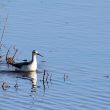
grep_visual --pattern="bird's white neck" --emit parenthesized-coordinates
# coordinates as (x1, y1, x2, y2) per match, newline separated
(32, 54, 37, 63)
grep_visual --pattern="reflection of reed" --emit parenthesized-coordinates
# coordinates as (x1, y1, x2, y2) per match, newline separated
(2, 81, 10, 91)
(14, 79, 19, 91)
(64, 73, 69, 82)
(41, 70, 52, 93)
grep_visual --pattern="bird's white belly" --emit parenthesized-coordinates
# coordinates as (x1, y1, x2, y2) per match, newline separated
(15, 62, 37, 72)
(23, 63, 37, 72)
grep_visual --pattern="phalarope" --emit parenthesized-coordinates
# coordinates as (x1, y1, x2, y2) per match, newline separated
(9, 50, 43, 72)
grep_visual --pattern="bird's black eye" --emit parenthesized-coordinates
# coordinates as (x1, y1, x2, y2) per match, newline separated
(33, 50, 35, 53)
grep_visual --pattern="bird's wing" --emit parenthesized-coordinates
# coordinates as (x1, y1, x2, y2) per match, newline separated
(10, 62, 30, 68)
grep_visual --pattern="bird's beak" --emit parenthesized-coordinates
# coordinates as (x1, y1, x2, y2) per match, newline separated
(37, 53, 43, 57)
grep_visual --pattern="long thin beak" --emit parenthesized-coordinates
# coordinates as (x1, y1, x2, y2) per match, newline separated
(37, 53, 43, 57)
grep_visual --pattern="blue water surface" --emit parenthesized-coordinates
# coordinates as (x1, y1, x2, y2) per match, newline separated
(0, 0, 110, 110)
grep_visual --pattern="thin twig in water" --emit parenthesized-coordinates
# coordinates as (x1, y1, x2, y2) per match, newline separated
(43, 70, 46, 82)
(12, 48, 18, 61)
(0, 16, 8, 49)
(46, 72, 49, 82)
(50, 73, 52, 81)
(6, 47, 16, 64)
(6, 47, 11, 63)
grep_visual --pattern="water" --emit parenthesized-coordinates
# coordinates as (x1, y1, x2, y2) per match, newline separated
(0, 0, 110, 110)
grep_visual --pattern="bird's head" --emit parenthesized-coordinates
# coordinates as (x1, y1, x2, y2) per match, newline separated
(32, 50, 43, 57)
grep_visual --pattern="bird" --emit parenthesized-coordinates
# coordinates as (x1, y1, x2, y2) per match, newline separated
(9, 50, 43, 72)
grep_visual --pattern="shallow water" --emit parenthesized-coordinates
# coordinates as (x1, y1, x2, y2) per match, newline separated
(0, 0, 110, 110)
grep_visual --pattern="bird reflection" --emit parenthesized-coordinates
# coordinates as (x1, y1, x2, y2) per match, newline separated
(28, 71, 37, 92)
(0, 70, 38, 93)
(19, 71, 37, 92)
(0, 69, 53, 94)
